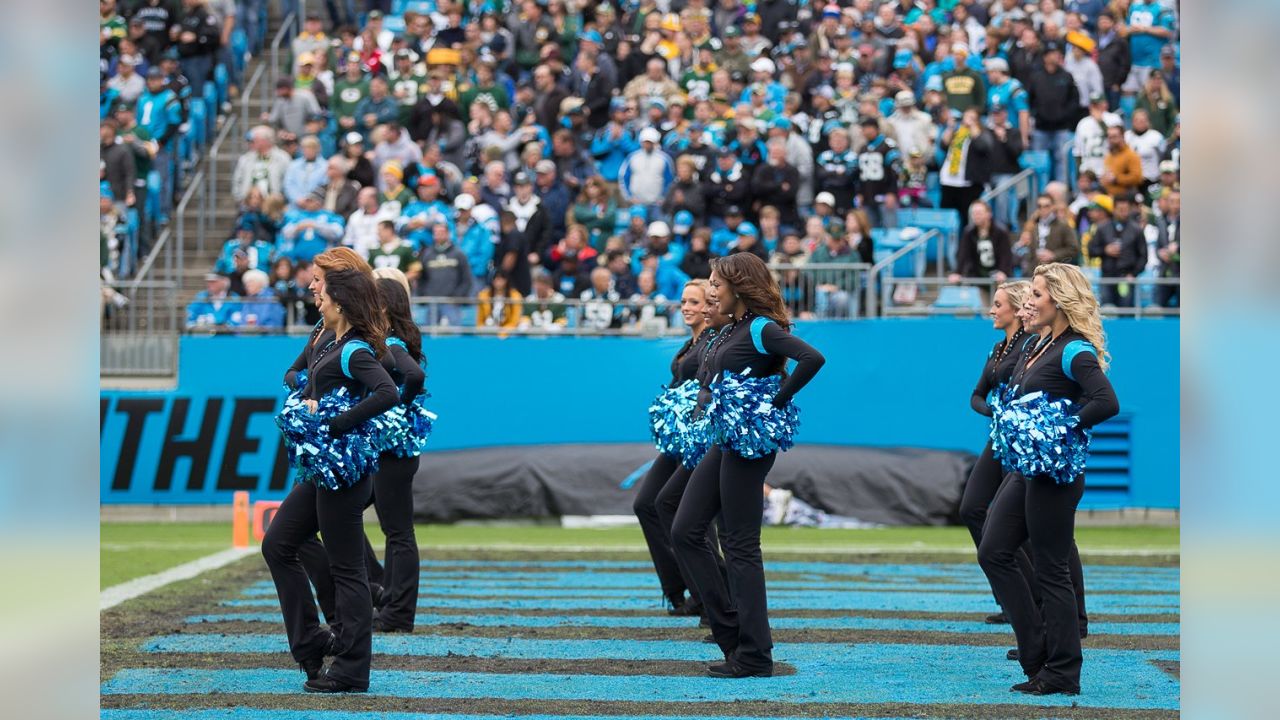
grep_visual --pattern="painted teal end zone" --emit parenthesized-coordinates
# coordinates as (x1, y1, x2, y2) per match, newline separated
(102, 641, 1180, 709)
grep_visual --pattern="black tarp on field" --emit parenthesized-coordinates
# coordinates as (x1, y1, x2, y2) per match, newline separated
(411, 444, 976, 526)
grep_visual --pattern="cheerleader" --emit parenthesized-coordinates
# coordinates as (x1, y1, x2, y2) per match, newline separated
(633, 279, 715, 613)
(262, 262, 398, 693)
(978, 263, 1119, 696)
(366, 270, 428, 631)
(959, 281, 1038, 623)
(671, 253, 825, 678)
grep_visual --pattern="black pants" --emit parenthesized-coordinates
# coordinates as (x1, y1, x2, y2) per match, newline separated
(672, 446, 776, 673)
(368, 454, 421, 629)
(262, 476, 373, 689)
(634, 453, 687, 602)
(978, 472, 1086, 690)
(940, 183, 984, 223)
(301, 455, 421, 630)
(960, 444, 1041, 608)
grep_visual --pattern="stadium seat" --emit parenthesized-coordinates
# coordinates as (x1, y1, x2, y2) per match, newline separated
(231, 29, 248, 75)
(202, 82, 219, 135)
(932, 285, 985, 313)
(925, 171, 941, 208)
(214, 63, 229, 108)
(184, 98, 207, 155)
(896, 207, 960, 268)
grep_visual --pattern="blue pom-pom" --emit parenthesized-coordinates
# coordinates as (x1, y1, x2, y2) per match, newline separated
(702, 372, 801, 460)
(380, 394, 438, 458)
(283, 369, 309, 395)
(275, 386, 387, 490)
(648, 380, 700, 461)
(992, 390, 1092, 485)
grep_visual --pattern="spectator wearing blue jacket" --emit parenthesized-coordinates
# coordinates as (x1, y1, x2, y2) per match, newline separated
(984, 57, 1031, 147)
(278, 192, 345, 262)
(282, 136, 328, 206)
(187, 273, 240, 327)
(216, 218, 274, 275)
(229, 269, 286, 329)
(590, 98, 639, 183)
(1124, 2, 1177, 92)
(398, 174, 455, 250)
(737, 57, 787, 114)
(619, 127, 674, 217)
(453, 193, 497, 290)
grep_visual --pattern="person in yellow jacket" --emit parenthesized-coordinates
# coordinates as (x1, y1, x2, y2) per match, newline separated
(477, 270, 524, 329)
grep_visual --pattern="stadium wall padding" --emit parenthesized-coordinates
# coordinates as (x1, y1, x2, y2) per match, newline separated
(100, 319, 1180, 510)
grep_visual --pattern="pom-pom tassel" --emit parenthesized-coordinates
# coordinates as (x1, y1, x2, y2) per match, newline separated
(648, 380, 701, 461)
(703, 373, 801, 460)
(993, 390, 1092, 485)
(276, 386, 388, 490)
(381, 394, 438, 458)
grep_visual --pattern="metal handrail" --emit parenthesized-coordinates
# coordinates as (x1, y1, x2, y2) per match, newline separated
(130, 170, 205, 288)
(865, 228, 940, 317)
(268, 13, 297, 115)
(239, 61, 266, 141)
(980, 167, 1037, 206)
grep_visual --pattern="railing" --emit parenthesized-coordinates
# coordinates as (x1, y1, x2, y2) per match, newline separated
(877, 275, 1180, 318)
(772, 262, 871, 320)
(130, 169, 206, 288)
(979, 167, 1039, 233)
(268, 13, 297, 116)
(865, 229, 941, 317)
(101, 281, 181, 376)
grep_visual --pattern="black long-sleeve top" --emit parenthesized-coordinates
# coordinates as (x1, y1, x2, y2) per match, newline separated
(384, 336, 426, 405)
(1010, 328, 1119, 429)
(670, 327, 715, 387)
(283, 327, 398, 435)
(970, 330, 1037, 417)
(696, 314, 825, 408)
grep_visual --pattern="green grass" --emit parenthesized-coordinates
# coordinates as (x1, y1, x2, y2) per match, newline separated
(101, 522, 1179, 589)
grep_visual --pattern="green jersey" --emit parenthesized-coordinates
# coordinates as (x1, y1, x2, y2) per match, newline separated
(457, 83, 510, 123)
(680, 68, 715, 99)
(368, 242, 421, 274)
(331, 78, 370, 120)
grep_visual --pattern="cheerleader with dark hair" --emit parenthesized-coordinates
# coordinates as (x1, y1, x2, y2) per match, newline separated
(263, 263, 398, 693)
(671, 253, 826, 678)
(979, 263, 1119, 696)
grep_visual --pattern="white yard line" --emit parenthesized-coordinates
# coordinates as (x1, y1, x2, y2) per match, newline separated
(100, 547, 257, 611)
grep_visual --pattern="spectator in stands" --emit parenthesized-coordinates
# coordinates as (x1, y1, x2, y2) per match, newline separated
(232, 125, 291, 204)
(579, 265, 626, 330)
(951, 200, 1014, 284)
(292, 14, 329, 73)
(620, 127, 675, 217)
(418, 223, 473, 324)
(569, 177, 617, 251)
(109, 56, 145, 104)
(279, 191, 345, 262)
(886, 90, 936, 158)
(942, 44, 986, 114)
(1101, 124, 1143, 198)
(262, 75, 320, 139)
(1135, 70, 1178, 138)
(372, 123, 422, 187)
(1017, 192, 1079, 275)
(452, 194, 496, 289)
(854, 117, 901, 228)
(136, 67, 183, 208)
(100, 119, 137, 209)
(1064, 31, 1102, 109)
(317, 156, 360, 219)
(1088, 192, 1148, 308)
(186, 272, 239, 328)
(939, 107, 993, 221)
(662, 156, 707, 223)
(678, 228, 715, 280)
(1027, 41, 1080, 187)
(130, 0, 175, 63)
(1091, 10, 1130, 110)
(985, 102, 1025, 224)
(1159, 46, 1180, 105)
(206, 0, 238, 103)
(174, 0, 219, 99)
(534, 159, 571, 240)
(283, 136, 328, 207)
(377, 161, 414, 209)
(355, 76, 399, 136)
(843, 209, 876, 266)
(727, 222, 769, 262)
(1154, 189, 1180, 307)
(1126, 109, 1166, 186)
(477, 271, 523, 328)
(1124, 1, 1177, 98)
(367, 220, 422, 285)
(231, 269, 285, 329)
(342, 132, 375, 188)
(522, 268, 569, 329)
(282, 260, 321, 326)
(983, 58, 1030, 148)
(340, 187, 386, 257)
(1073, 94, 1121, 178)
(752, 139, 801, 228)
(216, 217, 273, 275)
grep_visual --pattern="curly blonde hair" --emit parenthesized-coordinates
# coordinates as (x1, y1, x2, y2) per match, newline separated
(1034, 263, 1110, 371)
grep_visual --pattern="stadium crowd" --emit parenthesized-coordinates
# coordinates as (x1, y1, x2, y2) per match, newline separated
(154, 0, 1181, 330)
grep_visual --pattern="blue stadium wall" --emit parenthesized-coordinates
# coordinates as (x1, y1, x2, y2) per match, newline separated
(100, 319, 1180, 510)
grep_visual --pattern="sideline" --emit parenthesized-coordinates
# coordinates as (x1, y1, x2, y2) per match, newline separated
(100, 547, 257, 611)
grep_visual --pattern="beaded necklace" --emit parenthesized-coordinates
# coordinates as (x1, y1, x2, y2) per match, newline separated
(310, 329, 355, 374)
(700, 311, 753, 375)
(991, 328, 1024, 375)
